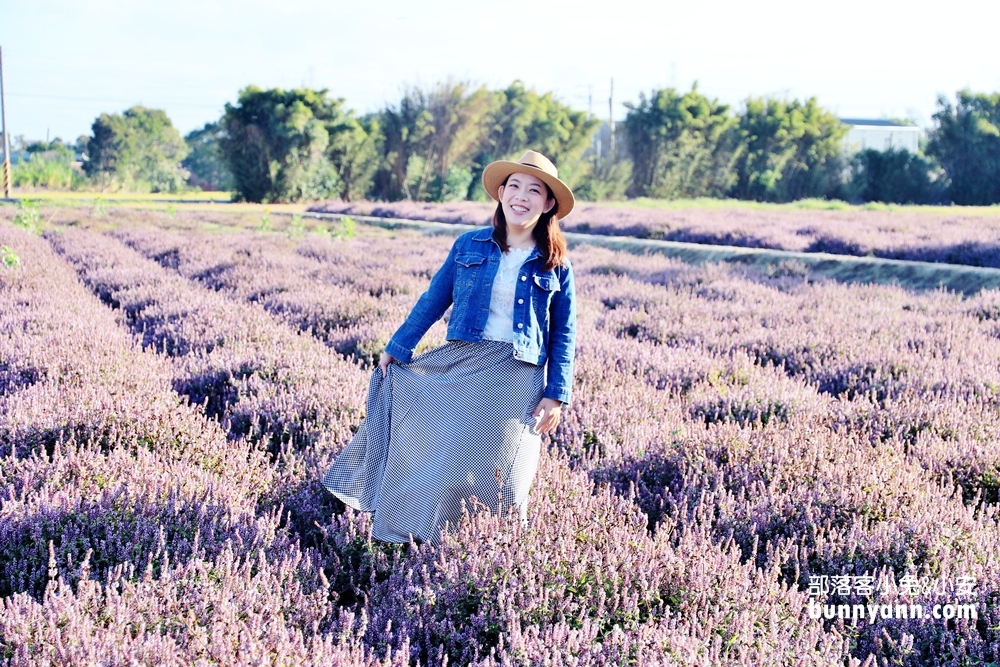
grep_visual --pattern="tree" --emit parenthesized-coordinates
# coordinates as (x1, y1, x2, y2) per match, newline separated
(367, 80, 600, 203)
(83, 106, 189, 192)
(183, 122, 234, 192)
(221, 86, 354, 203)
(373, 81, 498, 202)
(474, 81, 600, 197)
(623, 85, 739, 199)
(847, 148, 945, 205)
(326, 114, 382, 202)
(926, 89, 1000, 205)
(573, 155, 633, 202)
(730, 97, 847, 202)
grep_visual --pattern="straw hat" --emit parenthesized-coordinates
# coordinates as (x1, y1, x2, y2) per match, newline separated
(482, 150, 575, 219)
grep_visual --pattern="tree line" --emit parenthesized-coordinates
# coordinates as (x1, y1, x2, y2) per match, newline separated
(13, 82, 1000, 206)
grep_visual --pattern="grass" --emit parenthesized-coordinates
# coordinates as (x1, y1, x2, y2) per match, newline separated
(3, 190, 311, 215)
(8, 189, 1000, 217)
(7, 190, 233, 202)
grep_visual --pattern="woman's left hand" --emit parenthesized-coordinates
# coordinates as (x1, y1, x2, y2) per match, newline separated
(532, 398, 562, 435)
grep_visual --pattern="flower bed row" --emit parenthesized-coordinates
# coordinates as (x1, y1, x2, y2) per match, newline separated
(313, 199, 1000, 269)
(93, 213, 1000, 664)
(4, 203, 1000, 665)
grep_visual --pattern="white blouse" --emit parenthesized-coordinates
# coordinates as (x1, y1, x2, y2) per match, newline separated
(482, 246, 535, 342)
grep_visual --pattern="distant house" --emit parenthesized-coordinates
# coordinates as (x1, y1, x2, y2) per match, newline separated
(840, 118, 922, 154)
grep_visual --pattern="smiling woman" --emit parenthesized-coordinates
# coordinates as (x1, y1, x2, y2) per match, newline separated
(323, 150, 577, 545)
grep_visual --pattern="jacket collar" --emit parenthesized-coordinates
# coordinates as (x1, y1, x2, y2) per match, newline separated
(472, 226, 542, 262)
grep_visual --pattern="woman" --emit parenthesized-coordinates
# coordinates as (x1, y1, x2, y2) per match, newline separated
(322, 150, 577, 544)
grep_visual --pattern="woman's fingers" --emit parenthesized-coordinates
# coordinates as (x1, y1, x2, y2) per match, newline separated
(532, 401, 560, 434)
(378, 352, 397, 378)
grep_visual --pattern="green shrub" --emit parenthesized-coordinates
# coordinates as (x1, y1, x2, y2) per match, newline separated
(624, 85, 739, 199)
(847, 148, 945, 205)
(12, 156, 80, 189)
(1, 245, 21, 268)
(257, 207, 272, 232)
(287, 214, 306, 239)
(12, 200, 42, 234)
(575, 158, 633, 202)
(333, 216, 355, 240)
(91, 197, 108, 218)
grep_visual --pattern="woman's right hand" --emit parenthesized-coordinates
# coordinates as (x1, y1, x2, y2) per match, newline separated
(378, 351, 398, 378)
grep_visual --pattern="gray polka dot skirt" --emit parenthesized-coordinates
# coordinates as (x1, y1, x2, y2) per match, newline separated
(322, 340, 545, 544)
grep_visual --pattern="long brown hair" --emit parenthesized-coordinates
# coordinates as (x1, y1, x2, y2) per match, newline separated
(491, 177, 568, 270)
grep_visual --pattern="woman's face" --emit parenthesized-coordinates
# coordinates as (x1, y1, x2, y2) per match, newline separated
(498, 172, 555, 233)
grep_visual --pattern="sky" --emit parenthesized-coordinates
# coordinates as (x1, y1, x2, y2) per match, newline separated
(3, 0, 1000, 145)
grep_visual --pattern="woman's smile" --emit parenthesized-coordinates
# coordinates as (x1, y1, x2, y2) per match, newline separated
(499, 172, 555, 230)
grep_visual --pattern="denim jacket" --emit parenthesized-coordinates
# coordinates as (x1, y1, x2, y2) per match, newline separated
(385, 227, 576, 405)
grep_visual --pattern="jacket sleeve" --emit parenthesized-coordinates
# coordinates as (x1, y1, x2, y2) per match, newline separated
(384, 239, 459, 363)
(543, 260, 576, 406)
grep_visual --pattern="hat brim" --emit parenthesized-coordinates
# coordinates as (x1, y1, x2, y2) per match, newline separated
(482, 160, 575, 220)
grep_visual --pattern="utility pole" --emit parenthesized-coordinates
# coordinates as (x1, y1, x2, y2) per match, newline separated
(608, 77, 616, 158)
(0, 46, 10, 198)
(589, 85, 599, 161)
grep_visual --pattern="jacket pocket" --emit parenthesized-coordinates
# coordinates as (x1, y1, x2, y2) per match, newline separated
(455, 253, 486, 268)
(533, 274, 560, 292)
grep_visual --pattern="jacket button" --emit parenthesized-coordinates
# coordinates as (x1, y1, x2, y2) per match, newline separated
(517, 323, 523, 329)
(518, 298, 524, 304)
(520, 276, 526, 281)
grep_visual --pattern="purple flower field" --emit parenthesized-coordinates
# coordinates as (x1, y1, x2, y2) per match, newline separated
(312, 200, 1000, 269)
(2, 206, 999, 666)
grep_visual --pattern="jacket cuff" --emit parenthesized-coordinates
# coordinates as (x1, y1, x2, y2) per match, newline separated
(543, 386, 571, 408)
(385, 339, 413, 364)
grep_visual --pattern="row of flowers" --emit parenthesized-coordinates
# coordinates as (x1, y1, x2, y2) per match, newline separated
(1, 206, 998, 665)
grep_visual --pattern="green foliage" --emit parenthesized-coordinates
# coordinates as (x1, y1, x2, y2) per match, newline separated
(287, 213, 306, 240)
(374, 81, 497, 202)
(221, 86, 380, 203)
(474, 81, 601, 196)
(327, 115, 382, 201)
(574, 157, 633, 202)
(257, 207, 272, 231)
(332, 215, 355, 240)
(926, 89, 1000, 205)
(848, 148, 945, 205)
(13, 200, 42, 234)
(91, 197, 107, 218)
(84, 106, 190, 193)
(182, 122, 234, 191)
(315, 215, 355, 240)
(624, 85, 740, 199)
(180, 81, 1000, 207)
(370, 80, 599, 203)
(12, 140, 81, 189)
(1, 245, 20, 269)
(730, 97, 848, 202)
